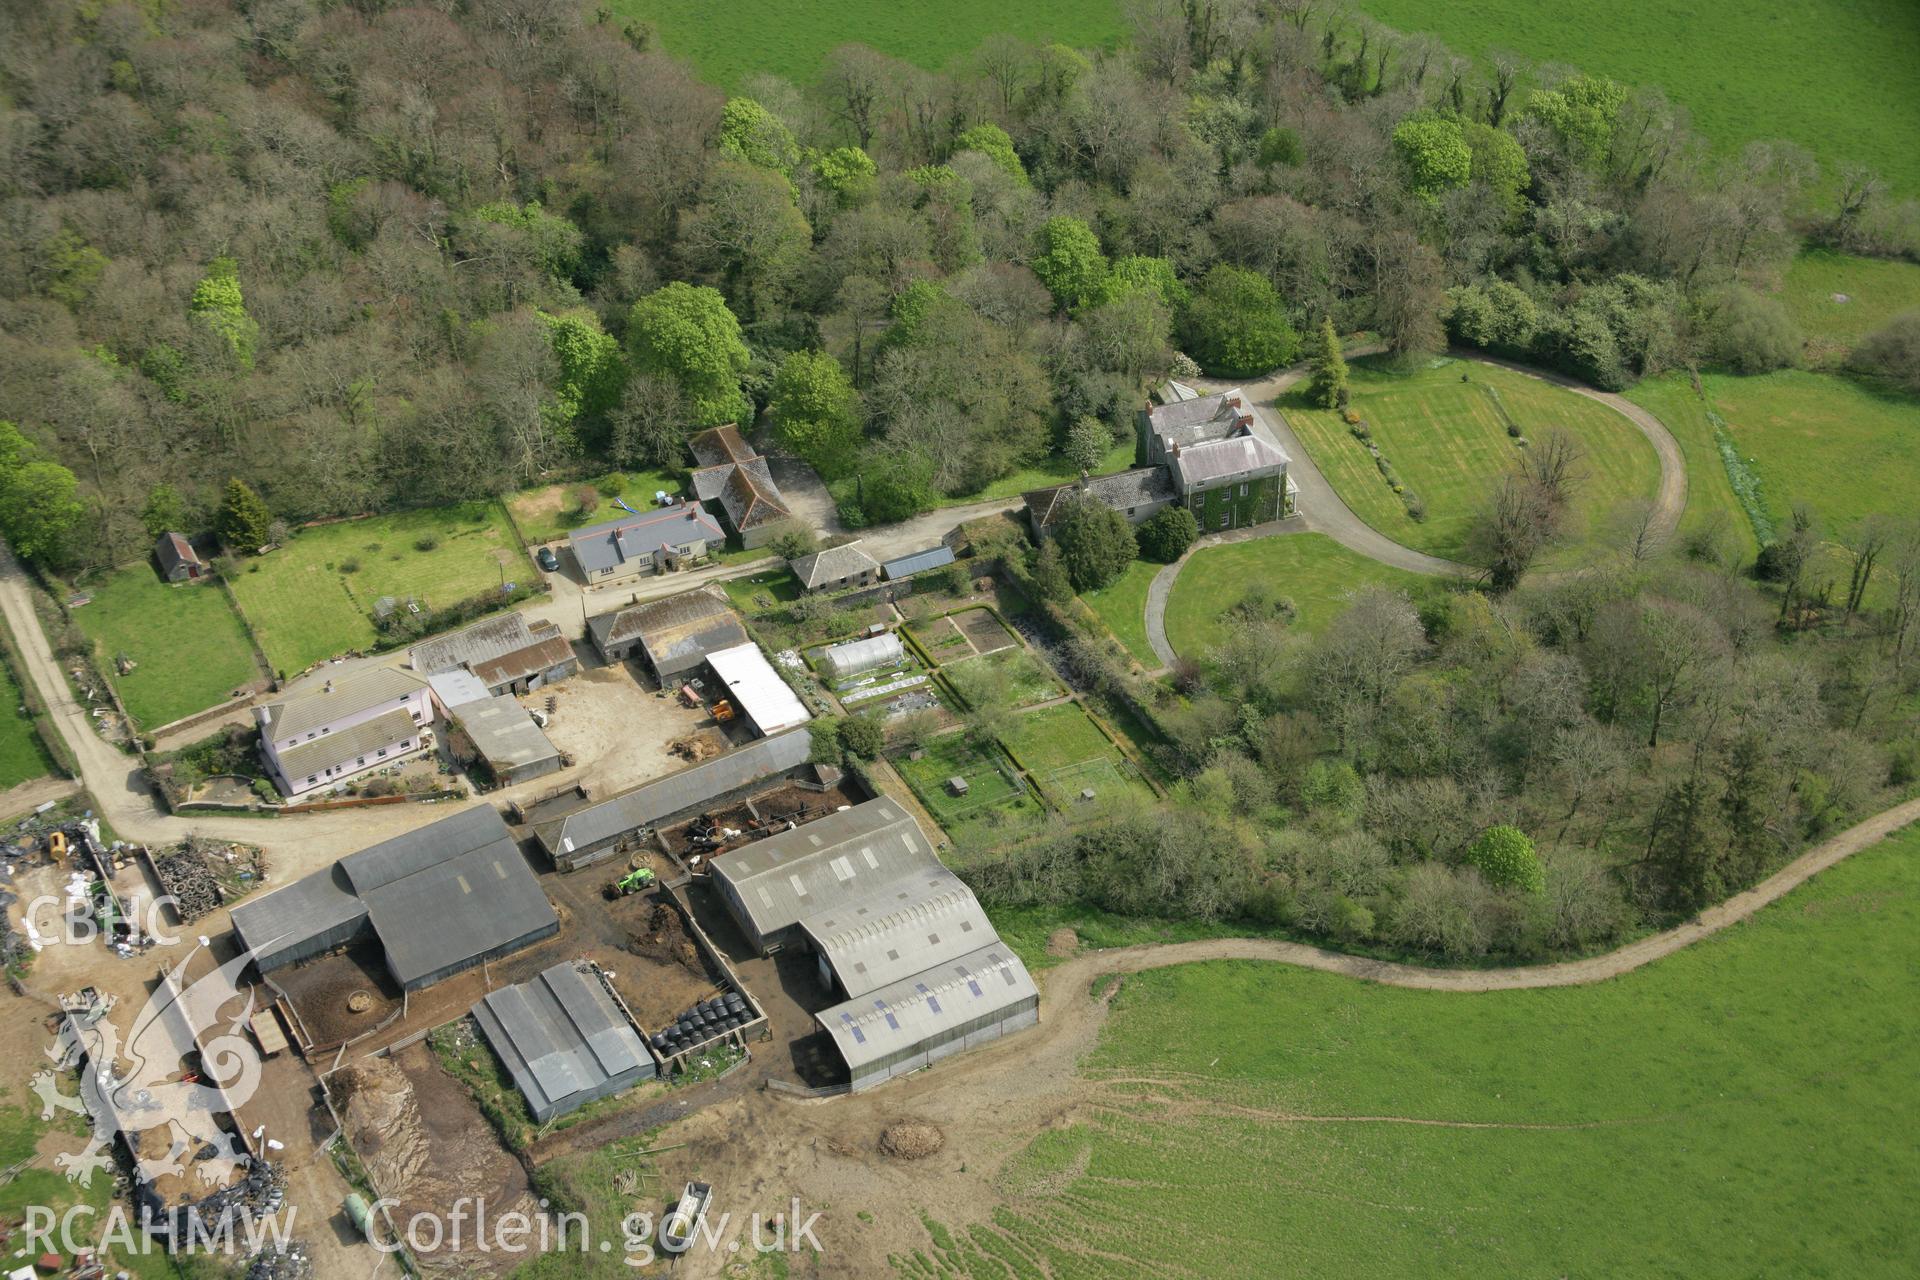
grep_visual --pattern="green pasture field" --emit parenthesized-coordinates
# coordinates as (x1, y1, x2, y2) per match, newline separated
(1286, 357, 1662, 566)
(1622, 375, 1762, 562)
(1164, 532, 1429, 658)
(914, 822, 1920, 1278)
(894, 731, 1039, 840)
(506, 469, 684, 546)
(612, 0, 1125, 91)
(1360, 0, 1920, 195)
(74, 568, 257, 729)
(0, 658, 52, 789)
(1696, 370, 1918, 536)
(1079, 559, 1158, 666)
(1781, 249, 1920, 356)
(228, 502, 527, 675)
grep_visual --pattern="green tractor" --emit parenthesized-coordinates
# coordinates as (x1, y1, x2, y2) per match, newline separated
(605, 867, 657, 900)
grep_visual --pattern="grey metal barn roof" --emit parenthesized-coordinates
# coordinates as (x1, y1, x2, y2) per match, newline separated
(801, 869, 994, 999)
(710, 798, 941, 942)
(341, 806, 557, 989)
(535, 729, 813, 858)
(456, 697, 561, 774)
(229, 864, 367, 971)
(818, 943, 1038, 1073)
(410, 613, 546, 676)
(472, 961, 653, 1120)
(880, 545, 956, 580)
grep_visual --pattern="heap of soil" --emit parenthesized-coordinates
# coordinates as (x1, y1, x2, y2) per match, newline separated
(332, 1058, 429, 1192)
(878, 1121, 945, 1160)
(1045, 928, 1081, 959)
(627, 899, 703, 974)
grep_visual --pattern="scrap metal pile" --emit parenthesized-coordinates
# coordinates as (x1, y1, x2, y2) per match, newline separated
(152, 839, 266, 922)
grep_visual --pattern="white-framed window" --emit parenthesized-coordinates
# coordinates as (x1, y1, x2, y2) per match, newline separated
(377, 747, 387, 758)
(306, 775, 317, 786)
(1239, 482, 1248, 498)
(356, 756, 366, 767)
(1219, 511, 1230, 530)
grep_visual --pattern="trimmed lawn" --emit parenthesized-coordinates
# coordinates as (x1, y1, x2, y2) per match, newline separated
(74, 569, 257, 729)
(1080, 559, 1158, 666)
(1286, 356, 1662, 566)
(610, 0, 1124, 91)
(894, 733, 1039, 841)
(919, 823, 1920, 1277)
(0, 659, 52, 789)
(1782, 249, 1920, 357)
(1624, 375, 1762, 562)
(1000, 702, 1155, 809)
(1165, 533, 1429, 657)
(1358, 0, 1920, 196)
(507, 469, 685, 545)
(229, 502, 528, 675)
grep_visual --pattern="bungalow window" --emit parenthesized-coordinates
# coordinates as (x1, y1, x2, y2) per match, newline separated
(356, 756, 366, 767)
(377, 747, 387, 758)
(305, 775, 317, 786)
(306, 732, 316, 740)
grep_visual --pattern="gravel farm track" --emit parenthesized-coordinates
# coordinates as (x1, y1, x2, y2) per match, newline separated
(666, 794, 1920, 1278)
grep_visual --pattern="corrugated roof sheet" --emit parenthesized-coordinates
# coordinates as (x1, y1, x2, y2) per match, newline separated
(261, 666, 426, 741)
(588, 589, 746, 670)
(275, 706, 419, 782)
(818, 942, 1038, 1072)
(880, 545, 956, 580)
(155, 532, 203, 572)
(410, 613, 545, 677)
(428, 670, 490, 710)
(710, 799, 940, 942)
(473, 961, 651, 1118)
(802, 869, 993, 999)
(705, 643, 810, 734)
(536, 729, 812, 858)
(470, 632, 573, 689)
(1171, 433, 1289, 489)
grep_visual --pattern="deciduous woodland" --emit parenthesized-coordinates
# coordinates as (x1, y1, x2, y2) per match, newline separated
(2, 0, 1916, 961)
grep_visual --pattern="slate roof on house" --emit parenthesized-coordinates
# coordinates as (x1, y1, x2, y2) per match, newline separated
(818, 942, 1038, 1074)
(789, 541, 880, 589)
(1171, 433, 1290, 489)
(880, 545, 957, 580)
(535, 729, 813, 859)
(1023, 467, 1176, 529)
(710, 798, 941, 944)
(801, 868, 994, 999)
(473, 962, 653, 1121)
(570, 506, 725, 576)
(339, 806, 557, 989)
(260, 667, 427, 742)
(154, 532, 204, 575)
(1146, 390, 1251, 449)
(275, 706, 419, 782)
(587, 588, 746, 669)
(719, 460, 790, 531)
(688, 423, 756, 469)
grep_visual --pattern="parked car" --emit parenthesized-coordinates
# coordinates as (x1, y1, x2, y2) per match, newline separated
(536, 546, 559, 572)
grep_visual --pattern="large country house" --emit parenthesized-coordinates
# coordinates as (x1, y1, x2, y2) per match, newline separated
(1024, 388, 1296, 539)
